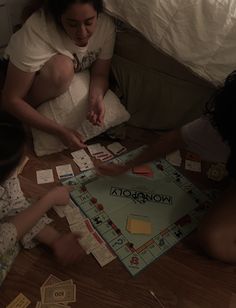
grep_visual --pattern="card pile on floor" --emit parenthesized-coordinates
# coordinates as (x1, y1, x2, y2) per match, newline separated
(87, 142, 127, 162)
(36, 274, 76, 307)
(126, 215, 152, 235)
(71, 149, 94, 172)
(65, 202, 116, 267)
(35, 142, 127, 183)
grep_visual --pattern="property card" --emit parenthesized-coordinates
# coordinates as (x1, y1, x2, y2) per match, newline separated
(93, 148, 114, 162)
(56, 164, 74, 180)
(106, 142, 127, 155)
(87, 143, 104, 156)
(70, 223, 90, 237)
(71, 149, 89, 160)
(6, 293, 31, 308)
(36, 169, 54, 184)
(78, 233, 101, 254)
(184, 151, 201, 172)
(53, 204, 71, 218)
(92, 244, 116, 267)
(65, 208, 84, 226)
(185, 160, 201, 172)
(72, 148, 94, 171)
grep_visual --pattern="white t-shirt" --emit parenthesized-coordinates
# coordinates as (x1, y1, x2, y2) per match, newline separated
(5, 10, 115, 73)
(181, 116, 230, 163)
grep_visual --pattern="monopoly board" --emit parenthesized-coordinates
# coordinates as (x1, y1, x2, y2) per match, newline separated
(63, 148, 211, 276)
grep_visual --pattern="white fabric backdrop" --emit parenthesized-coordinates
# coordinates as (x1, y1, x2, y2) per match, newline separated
(104, 0, 236, 85)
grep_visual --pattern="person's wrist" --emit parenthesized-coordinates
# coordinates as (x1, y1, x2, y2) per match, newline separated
(48, 231, 61, 248)
(42, 191, 58, 209)
(89, 93, 103, 103)
(55, 125, 67, 137)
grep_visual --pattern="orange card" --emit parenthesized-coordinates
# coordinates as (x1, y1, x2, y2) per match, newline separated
(132, 164, 153, 177)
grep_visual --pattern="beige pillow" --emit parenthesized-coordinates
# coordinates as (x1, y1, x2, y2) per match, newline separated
(32, 70, 130, 156)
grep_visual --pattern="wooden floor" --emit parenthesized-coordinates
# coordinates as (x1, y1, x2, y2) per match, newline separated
(0, 126, 235, 308)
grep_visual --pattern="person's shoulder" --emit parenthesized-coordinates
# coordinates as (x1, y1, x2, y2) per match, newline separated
(23, 9, 47, 32)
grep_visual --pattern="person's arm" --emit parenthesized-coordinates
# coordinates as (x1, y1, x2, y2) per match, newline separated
(96, 129, 185, 176)
(87, 59, 111, 126)
(6, 186, 86, 265)
(128, 129, 184, 168)
(2, 63, 85, 149)
(8, 186, 70, 240)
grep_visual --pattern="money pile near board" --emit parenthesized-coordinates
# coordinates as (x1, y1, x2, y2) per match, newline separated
(36, 274, 76, 307)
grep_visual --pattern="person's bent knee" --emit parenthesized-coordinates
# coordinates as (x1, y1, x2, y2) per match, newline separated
(197, 224, 232, 262)
(42, 55, 74, 91)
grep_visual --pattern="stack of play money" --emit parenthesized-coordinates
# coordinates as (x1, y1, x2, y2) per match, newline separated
(36, 275, 76, 307)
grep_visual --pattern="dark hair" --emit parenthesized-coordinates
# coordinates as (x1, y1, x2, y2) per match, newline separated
(205, 71, 236, 178)
(206, 71, 236, 147)
(23, 0, 103, 24)
(0, 112, 26, 183)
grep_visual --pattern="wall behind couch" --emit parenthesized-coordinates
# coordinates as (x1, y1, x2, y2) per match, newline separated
(7, 0, 28, 28)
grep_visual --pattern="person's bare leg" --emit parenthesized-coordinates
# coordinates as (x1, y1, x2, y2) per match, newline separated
(197, 181, 236, 263)
(28, 55, 74, 107)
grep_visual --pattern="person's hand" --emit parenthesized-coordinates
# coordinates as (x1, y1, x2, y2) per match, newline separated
(96, 162, 129, 176)
(46, 186, 71, 206)
(51, 232, 86, 266)
(60, 127, 86, 150)
(87, 95, 105, 126)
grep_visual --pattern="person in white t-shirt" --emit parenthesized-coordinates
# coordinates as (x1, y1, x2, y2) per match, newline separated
(96, 71, 236, 264)
(2, 0, 115, 150)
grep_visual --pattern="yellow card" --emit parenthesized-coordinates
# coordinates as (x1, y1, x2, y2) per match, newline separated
(127, 217, 152, 235)
(6, 293, 31, 308)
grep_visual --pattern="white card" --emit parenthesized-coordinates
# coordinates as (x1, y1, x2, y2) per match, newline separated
(53, 204, 71, 218)
(73, 158, 94, 171)
(94, 147, 112, 158)
(56, 164, 74, 180)
(78, 233, 101, 254)
(87, 143, 104, 156)
(92, 244, 116, 267)
(99, 154, 114, 162)
(107, 142, 127, 155)
(65, 209, 85, 225)
(71, 149, 89, 160)
(70, 223, 90, 238)
(36, 169, 54, 184)
(185, 160, 201, 172)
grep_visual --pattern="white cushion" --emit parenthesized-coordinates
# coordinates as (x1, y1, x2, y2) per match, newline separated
(32, 70, 130, 156)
